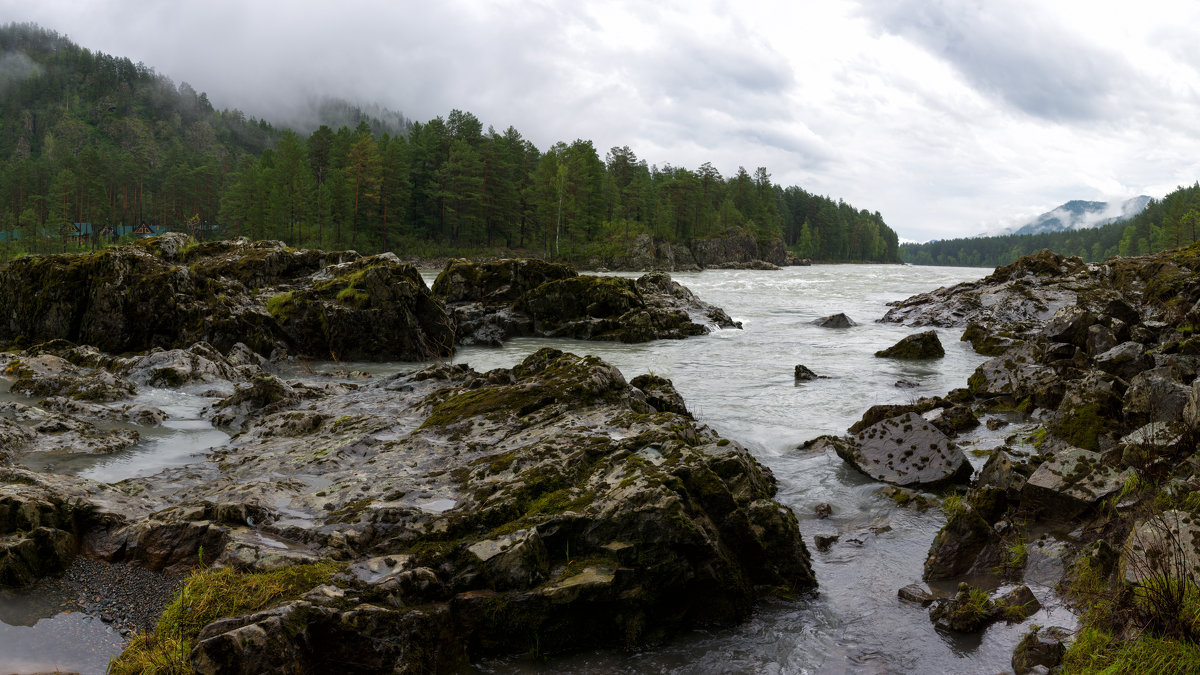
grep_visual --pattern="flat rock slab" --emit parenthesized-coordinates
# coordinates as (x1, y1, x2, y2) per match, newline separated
(1021, 446, 1129, 518)
(834, 412, 972, 487)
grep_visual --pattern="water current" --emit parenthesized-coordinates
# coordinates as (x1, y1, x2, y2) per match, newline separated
(0, 264, 1080, 674)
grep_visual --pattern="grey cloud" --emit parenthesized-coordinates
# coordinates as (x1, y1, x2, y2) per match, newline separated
(856, 0, 1139, 122)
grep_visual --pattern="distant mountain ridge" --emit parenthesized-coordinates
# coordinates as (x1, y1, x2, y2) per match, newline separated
(1008, 196, 1151, 236)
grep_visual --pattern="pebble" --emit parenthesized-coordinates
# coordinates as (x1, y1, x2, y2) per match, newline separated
(23, 557, 184, 637)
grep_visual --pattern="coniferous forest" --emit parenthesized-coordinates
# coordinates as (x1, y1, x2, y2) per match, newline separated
(901, 183, 1200, 267)
(0, 23, 899, 264)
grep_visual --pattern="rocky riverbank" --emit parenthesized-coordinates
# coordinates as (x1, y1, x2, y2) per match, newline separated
(814, 246, 1200, 672)
(0, 236, 806, 672)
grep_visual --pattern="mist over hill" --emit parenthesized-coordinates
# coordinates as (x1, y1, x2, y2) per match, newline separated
(1006, 195, 1150, 236)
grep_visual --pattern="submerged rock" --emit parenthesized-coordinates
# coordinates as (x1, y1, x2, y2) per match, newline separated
(813, 313, 856, 328)
(794, 364, 818, 382)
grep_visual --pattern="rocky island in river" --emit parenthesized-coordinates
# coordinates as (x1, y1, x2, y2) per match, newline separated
(0, 235, 808, 673)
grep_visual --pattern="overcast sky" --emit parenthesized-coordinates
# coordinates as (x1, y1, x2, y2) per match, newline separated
(4, 0, 1200, 242)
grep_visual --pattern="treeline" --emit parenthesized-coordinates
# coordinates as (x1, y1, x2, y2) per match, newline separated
(902, 184, 1200, 267)
(0, 22, 899, 263)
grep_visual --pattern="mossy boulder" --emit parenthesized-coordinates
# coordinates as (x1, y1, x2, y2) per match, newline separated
(875, 330, 945, 359)
(433, 260, 738, 346)
(268, 255, 454, 361)
(432, 258, 575, 304)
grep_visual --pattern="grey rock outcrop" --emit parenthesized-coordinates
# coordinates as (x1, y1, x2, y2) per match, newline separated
(827, 412, 972, 487)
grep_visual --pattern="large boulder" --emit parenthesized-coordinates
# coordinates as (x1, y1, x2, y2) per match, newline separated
(432, 258, 575, 305)
(828, 412, 972, 487)
(432, 261, 739, 346)
(1020, 446, 1130, 519)
(266, 255, 454, 361)
(108, 348, 813, 668)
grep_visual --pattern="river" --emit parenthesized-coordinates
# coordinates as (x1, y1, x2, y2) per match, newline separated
(0, 264, 1078, 674)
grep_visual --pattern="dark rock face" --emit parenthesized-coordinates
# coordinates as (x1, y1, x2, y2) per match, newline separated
(814, 313, 856, 328)
(875, 331, 945, 359)
(829, 412, 972, 488)
(794, 364, 818, 382)
(266, 255, 455, 361)
(0, 236, 453, 362)
(1011, 626, 1069, 674)
(433, 260, 740, 346)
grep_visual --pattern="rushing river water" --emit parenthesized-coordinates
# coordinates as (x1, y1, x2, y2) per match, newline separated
(0, 264, 1081, 674)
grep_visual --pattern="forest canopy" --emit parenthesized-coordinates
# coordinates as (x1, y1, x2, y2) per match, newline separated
(0, 23, 899, 263)
(901, 184, 1200, 267)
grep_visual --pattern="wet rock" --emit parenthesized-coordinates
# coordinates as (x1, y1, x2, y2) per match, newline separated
(1021, 447, 1130, 519)
(688, 229, 761, 268)
(208, 375, 300, 432)
(0, 401, 140, 455)
(110, 348, 815, 664)
(1094, 341, 1154, 380)
(1085, 323, 1118, 356)
(977, 446, 1036, 498)
(1123, 366, 1191, 425)
(813, 502, 833, 519)
(437, 261, 739, 346)
(190, 599, 464, 675)
(467, 529, 549, 590)
(793, 364, 818, 382)
(882, 251, 1084, 330)
(967, 343, 1063, 408)
(35, 397, 167, 427)
(814, 534, 839, 551)
(831, 412, 972, 488)
(813, 313, 856, 328)
(1122, 510, 1200, 584)
(630, 374, 690, 417)
(961, 321, 1014, 356)
(875, 331, 945, 359)
(897, 583, 934, 606)
(267, 254, 455, 361)
(875, 485, 937, 510)
(432, 258, 574, 305)
(1041, 306, 1098, 347)
(4, 355, 137, 402)
(520, 273, 738, 342)
(0, 526, 76, 587)
(922, 405, 980, 435)
(929, 583, 994, 632)
(924, 506, 999, 580)
(1012, 625, 1069, 675)
(123, 342, 262, 387)
(993, 584, 1041, 622)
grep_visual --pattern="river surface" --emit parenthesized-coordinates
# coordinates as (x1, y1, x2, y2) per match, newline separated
(0, 264, 1079, 674)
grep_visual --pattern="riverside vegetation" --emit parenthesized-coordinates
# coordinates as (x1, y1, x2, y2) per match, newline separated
(0, 22, 898, 268)
(0, 234, 813, 672)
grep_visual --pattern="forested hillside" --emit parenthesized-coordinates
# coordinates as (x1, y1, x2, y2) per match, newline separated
(0, 23, 899, 263)
(901, 184, 1200, 267)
